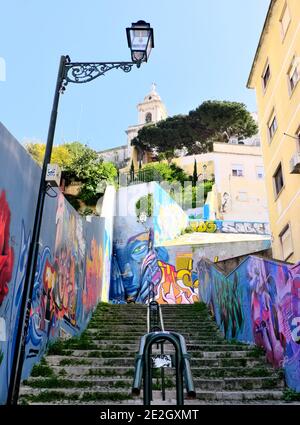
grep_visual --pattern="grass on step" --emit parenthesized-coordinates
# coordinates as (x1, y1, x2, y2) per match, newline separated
(59, 358, 91, 366)
(248, 345, 266, 358)
(87, 350, 133, 358)
(282, 388, 300, 402)
(47, 331, 96, 354)
(30, 359, 55, 378)
(21, 391, 80, 403)
(24, 377, 91, 389)
(86, 368, 133, 377)
(81, 392, 132, 402)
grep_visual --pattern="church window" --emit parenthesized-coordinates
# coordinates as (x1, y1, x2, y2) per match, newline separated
(145, 112, 152, 123)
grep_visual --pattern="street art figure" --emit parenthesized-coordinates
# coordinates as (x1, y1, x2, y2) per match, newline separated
(0, 191, 14, 306)
(110, 228, 198, 304)
(248, 259, 285, 367)
(221, 192, 230, 213)
(110, 229, 162, 303)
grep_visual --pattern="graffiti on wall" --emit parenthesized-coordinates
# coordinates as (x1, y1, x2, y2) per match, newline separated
(0, 123, 112, 404)
(25, 193, 104, 364)
(220, 221, 270, 235)
(189, 219, 270, 235)
(0, 191, 14, 306)
(153, 183, 189, 246)
(190, 220, 217, 233)
(197, 256, 300, 392)
(110, 229, 198, 304)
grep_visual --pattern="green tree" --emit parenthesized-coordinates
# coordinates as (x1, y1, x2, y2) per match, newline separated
(132, 100, 258, 161)
(26, 141, 118, 209)
(192, 159, 198, 187)
(79, 161, 117, 205)
(142, 162, 189, 185)
(191, 100, 258, 142)
(63, 143, 99, 181)
(25, 143, 72, 169)
(130, 160, 135, 182)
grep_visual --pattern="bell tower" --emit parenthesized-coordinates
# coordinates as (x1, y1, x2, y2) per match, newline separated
(126, 84, 168, 165)
(137, 83, 167, 125)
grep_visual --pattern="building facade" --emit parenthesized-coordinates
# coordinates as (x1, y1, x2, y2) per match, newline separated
(98, 145, 129, 169)
(247, 0, 300, 262)
(176, 141, 269, 222)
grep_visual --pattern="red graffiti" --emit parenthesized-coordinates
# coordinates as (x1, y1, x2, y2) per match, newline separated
(0, 191, 14, 305)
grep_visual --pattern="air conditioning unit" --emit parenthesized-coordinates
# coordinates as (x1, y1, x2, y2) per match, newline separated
(290, 153, 300, 174)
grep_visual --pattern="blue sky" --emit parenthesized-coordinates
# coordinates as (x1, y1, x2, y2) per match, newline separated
(0, 0, 270, 151)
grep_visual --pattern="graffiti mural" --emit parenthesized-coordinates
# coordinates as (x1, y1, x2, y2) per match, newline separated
(110, 229, 198, 304)
(0, 191, 14, 306)
(189, 219, 270, 235)
(190, 220, 217, 233)
(220, 221, 270, 235)
(24, 193, 105, 370)
(197, 256, 300, 392)
(0, 120, 113, 404)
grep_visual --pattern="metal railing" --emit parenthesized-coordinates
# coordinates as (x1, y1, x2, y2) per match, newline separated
(116, 169, 164, 186)
(132, 302, 196, 405)
(147, 300, 164, 333)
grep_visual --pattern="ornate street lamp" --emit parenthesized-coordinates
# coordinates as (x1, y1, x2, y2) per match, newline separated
(7, 21, 154, 405)
(126, 20, 154, 65)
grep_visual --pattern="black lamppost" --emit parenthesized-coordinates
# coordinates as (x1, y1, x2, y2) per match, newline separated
(7, 20, 154, 405)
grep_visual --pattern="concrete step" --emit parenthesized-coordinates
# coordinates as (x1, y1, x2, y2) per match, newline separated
(24, 375, 284, 392)
(46, 364, 279, 379)
(50, 365, 135, 377)
(191, 366, 279, 378)
(20, 386, 284, 403)
(53, 348, 259, 359)
(46, 355, 266, 368)
(20, 302, 286, 406)
(67, 341, 254, 352)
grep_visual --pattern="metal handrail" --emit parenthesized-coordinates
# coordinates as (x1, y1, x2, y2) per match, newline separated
(132, 331, 196, 405)
(147, 300, 164, 333)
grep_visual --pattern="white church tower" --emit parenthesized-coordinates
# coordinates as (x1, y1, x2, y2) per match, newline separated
(126, 83, 168, 165)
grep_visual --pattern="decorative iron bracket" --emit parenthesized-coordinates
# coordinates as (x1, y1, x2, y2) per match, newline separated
(61, 56, 140, 92)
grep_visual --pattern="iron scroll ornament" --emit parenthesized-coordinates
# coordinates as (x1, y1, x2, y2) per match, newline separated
(61, 56, 141, 91)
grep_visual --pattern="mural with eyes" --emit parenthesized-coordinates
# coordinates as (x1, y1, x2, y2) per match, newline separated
(110, 229, 198, 305)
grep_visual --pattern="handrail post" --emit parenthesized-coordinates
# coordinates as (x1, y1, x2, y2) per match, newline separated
(132, 331, 196, 405)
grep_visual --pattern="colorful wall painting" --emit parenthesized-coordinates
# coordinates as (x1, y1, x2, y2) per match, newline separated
(197, 256, 300, 392)
(0, 122, 112, 404)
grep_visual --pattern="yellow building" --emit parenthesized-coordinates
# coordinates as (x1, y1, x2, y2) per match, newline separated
(247, 0, 300, 263)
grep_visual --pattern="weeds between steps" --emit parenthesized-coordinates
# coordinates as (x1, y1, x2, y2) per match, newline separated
(282, 388, 300, 402)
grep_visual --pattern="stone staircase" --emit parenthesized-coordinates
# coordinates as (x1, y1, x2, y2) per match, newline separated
(19, 302, 288, 405)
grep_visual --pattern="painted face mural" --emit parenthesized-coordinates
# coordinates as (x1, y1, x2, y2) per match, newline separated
(0, 191, 14, 306)
(110, 229, 199, 304)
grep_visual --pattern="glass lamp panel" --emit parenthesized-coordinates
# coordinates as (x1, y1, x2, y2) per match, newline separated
(131, 30, 150, 51)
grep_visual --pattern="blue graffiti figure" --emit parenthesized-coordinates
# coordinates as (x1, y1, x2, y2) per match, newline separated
(110, 229, 168, 304)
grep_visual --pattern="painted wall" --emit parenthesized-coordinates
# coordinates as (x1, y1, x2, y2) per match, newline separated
(0, 123, 111, 404)
(197, 256, 300, 392)
(189, 219, 270, 235)
(110, 181, 270, 305)
(110, 225, 199, 305)
(152, 182, 188, 245)
(111, 182, 193, 304)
